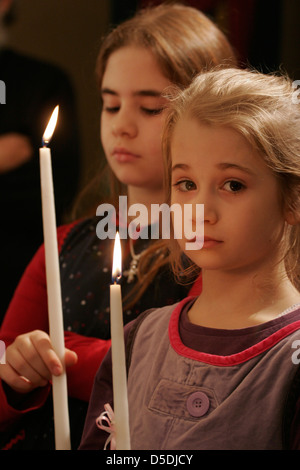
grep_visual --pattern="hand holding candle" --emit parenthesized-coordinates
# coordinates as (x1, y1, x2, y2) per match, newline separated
(110, 232, 131, 450)
(39, 106, 71, 450)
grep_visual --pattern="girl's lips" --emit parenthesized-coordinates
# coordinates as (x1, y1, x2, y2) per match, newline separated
(186, 236, 222, 249)
(112, 148, 140, 162)
(204, 236, 221, 242)
(203, 238, 222, 248)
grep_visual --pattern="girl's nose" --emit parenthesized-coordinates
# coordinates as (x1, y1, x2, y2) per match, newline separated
(112, 109, 138, 138)
(203, 203, 218, 225)
(197, 189, 219, 225)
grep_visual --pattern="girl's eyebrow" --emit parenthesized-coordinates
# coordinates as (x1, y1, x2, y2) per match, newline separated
(171, 162, 254, 174)
(172, 163, 189, 172)
(101, 87, 163, 97)
(101, 88, 116, 96)
(217, 162, 255, 175)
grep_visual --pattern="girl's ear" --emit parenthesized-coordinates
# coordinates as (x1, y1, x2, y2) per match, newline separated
(285, 208, 300, 226)
(284, 190, 300, 225)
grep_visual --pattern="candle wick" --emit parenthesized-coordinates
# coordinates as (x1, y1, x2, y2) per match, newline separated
(113, 274, 121, 285)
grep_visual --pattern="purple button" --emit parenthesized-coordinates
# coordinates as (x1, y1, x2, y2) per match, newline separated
(186, 391, 210, 417)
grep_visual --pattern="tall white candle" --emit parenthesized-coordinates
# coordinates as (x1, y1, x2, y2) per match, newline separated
(39, 106, 71, 450)
(110, 232, 131, 450)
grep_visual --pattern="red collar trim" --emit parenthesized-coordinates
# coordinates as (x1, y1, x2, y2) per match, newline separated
(168, 297, 300, 366)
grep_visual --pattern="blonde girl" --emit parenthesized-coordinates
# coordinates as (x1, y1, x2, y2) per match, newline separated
(80, 68, 300, 450)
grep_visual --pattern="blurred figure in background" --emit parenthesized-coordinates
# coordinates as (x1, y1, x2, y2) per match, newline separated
(0, 0, 81, 324)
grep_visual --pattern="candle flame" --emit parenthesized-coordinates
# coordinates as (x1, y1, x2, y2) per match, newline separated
(112, 232, 122, 282)
(42, 105, 59, 146)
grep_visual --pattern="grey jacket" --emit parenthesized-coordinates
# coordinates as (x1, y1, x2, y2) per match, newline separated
(127, 300, 300, 450)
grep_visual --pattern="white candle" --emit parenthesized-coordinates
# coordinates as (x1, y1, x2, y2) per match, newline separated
(39, 106, 71, 450)
(110, 232, 131, 450)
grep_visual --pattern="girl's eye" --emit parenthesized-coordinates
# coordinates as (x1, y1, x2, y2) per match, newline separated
(141, 107, 164, 116)
(103, 106, 120, 113)
(173, 180, 196, 192)
(102, 106, 163, 115)
(223, 180, 245, 193)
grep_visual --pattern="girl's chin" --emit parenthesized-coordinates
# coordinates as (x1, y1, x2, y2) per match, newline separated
(118, 176, 162, 192)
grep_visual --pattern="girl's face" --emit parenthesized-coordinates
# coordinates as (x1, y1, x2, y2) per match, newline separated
(171, 117, 290, 277)
(100, 46, 172, 194)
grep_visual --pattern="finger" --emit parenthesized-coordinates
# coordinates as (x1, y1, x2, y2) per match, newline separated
(30, 331, 64, 376)
(6, 345, 49, 387)
(0, 363, 44, 394)
(13, 332, 54, 380)
(64, 349, 78, 368)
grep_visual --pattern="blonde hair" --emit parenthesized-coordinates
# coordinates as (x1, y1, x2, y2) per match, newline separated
(162, 67, 300, 288)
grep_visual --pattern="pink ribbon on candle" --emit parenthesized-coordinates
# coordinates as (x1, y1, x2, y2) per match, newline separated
(96, 403, 116, 450)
